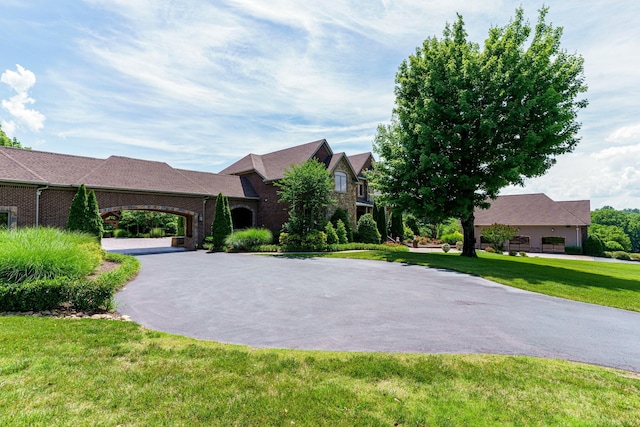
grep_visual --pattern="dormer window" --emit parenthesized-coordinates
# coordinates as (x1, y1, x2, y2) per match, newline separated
(335, 172, 347, 193)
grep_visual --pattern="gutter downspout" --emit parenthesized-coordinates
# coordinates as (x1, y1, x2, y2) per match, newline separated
(202, 196, 209, 245)
(35, 186, 49, 227)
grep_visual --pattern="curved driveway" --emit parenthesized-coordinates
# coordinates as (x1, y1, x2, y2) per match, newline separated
(115, 251, 640, 372)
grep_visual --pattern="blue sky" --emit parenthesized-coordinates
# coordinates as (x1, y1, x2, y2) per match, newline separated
(1, 0, 639, 209)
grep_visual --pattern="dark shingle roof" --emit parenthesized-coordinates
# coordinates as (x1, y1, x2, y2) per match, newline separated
(474, 193, 591, 226)
(348, 152, 374, 176)
(0, 146, 256, 199)
(220, 139, 331, 181)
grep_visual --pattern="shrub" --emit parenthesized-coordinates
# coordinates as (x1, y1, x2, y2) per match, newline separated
(356, 214, 381, 244)
(225, 228, 273, 251)
(113, 228, 131, 238)
(66, 184, 89, 232)
(403, 224, 415, 241)
(336, 220, 348, 244)
(324, 222, 338, 245)
(0, 277, 67, 311)
(604, 240, 625, 252)
(440, 231, 464, 245)
(302, 230, 327, 251)
(565, 246, 583, 255)
(519, 251, 528, 257)
(603, 251, 612, 258)
(484, 247, 496, 253)
(630, 253, 640, 261)
(0, 228, 101, 283)
(86, 190, 104, 241)
(585, 235, 604, 257)
(508, 250, 517, 256)
(455, 241, 463, 251)
(211, 193, 232, 251)
(149, 227, 165, 238)
(389, 210, 404, 240)
(481, 223, 517, 252)
(330, 208, 352, 242)
(442, 243, 450, 253)
(612, 251, 631, 261)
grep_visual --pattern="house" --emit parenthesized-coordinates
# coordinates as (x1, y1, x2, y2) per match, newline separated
(473, 193, 591, 252)
(220, 139, 367, 231)
(0, 139, 374, 248)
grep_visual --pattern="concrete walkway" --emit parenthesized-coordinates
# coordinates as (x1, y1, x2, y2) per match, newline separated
(116, 251, 640, 373)
(102, 237, 186, 255)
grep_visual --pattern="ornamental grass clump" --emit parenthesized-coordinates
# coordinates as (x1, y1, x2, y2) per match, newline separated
(0, 227, 101, 283)
(224, 228, 273, 251)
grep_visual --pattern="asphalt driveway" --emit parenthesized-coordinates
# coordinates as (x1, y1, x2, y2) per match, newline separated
(115, 251, 640, 372)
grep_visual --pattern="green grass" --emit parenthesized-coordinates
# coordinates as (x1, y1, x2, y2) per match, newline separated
(0, 317, 638, 426)
(322, 251, 640, 312)
(0, 228, 101, 283)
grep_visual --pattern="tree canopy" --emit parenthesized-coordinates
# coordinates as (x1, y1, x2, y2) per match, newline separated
(275, 159, 335, 236)
(372, 7, 588, 257)
(0, 124, 28, 149)
(590, 206, 640, 252)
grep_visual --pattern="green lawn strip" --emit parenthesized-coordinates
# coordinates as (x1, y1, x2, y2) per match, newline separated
(0, 317, 638, 426)
(323, 251, 640, 312)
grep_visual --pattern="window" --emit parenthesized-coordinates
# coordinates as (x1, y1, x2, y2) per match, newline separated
(335, 172, 347, 193)
(358, 183, 364, 198)
(0, 212, 8, 229)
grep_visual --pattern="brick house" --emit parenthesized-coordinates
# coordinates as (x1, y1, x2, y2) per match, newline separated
(474, 193, 591, 252)
(0, 139, 373, 248)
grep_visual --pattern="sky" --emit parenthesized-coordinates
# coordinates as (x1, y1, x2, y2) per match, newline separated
(1, 0, 639, 210)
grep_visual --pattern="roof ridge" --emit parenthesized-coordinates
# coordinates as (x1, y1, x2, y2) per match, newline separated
(76, 156, 111, 185)
(0, 148, 47, 182)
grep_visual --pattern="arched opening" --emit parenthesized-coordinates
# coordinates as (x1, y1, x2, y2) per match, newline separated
(231, 207, 253, 230)
(100, 205, 198, 251)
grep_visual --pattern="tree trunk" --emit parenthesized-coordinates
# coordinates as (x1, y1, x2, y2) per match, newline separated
(461, 214, 477, 258)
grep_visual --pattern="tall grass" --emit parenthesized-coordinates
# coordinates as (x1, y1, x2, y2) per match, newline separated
(0, 228, 102, 283)
(225, 228, 273, 251)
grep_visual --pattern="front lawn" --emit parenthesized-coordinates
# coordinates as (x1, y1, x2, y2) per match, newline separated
(323, 251, 640, 312)
(1, 317, 638, 426)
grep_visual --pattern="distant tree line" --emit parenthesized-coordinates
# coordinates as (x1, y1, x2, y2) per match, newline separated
(590, 206, 640, 253)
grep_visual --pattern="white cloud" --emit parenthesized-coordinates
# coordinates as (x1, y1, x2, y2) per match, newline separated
(0, 64, 36, 93)
(1, 64, 46, 132)
(606, 124, 640, 144)
(1, 120, 16, 138)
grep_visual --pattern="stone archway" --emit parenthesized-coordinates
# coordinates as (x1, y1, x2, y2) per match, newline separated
(100, 205, 199, 250)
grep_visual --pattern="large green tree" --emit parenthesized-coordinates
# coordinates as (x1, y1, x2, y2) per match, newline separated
(66, 185, 89, 232)
(591, 206, 640, 252)
(275, 159, 335, 236)
(372, 8, 588, 257)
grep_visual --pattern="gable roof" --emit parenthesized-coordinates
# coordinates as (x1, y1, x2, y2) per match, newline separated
(474, 193, 591, 226)
(220, 139, 332, 181)
(0, 146, 256, 199)
(348, 152, 374, 176)
(326, 152, 358, 179)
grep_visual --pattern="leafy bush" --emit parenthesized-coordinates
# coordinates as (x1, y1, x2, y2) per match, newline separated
(565, 246, 583, 255)
(324, 222, 338, 245)
(585, 235, 604, 257)
(519, 251, 528, 257)
(437, 218, 462, 239)
(484, 247, 496, 253)
(604, 240, 625, 252)
(442, 243, 451, 253)
(440, 232, 464, 245)
(356, 214, 381, 244)
(324, 243, 410, 253)
(113, 228, 131, 238)
(612, 251, 631, 261)
(330, 208, 352, 242)
(603, 251, 612, 258)
(589, 224, 632, 252)
(455, 241, 463, 251)
(224, 228, 273, 251)
(279, 231, 327, 252)
(481, 223, 517, 251)
(0, 277, 67, 311)
(149, 227, 165, 238)
(336, 220, 348, 244)
(630, 253, 640, 261)
(0, 228, 101, 283)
